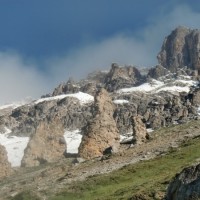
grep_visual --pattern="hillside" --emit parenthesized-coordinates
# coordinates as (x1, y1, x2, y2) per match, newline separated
(0, 120, 199, 199)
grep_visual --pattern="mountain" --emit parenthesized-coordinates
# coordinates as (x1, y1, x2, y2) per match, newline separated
(1, 26, 200, 199)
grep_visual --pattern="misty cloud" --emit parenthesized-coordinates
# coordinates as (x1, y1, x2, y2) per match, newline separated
(0, 52, 50, 105)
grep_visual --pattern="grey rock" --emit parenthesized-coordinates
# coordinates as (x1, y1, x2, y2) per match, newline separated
(132, 115, 149, 144)
(147, 65, 169, 79)
(165, 163, 200, 200)
(105, 63, 145, 92)
(0, 144, 12, 178)
(158, 26, 200, 72)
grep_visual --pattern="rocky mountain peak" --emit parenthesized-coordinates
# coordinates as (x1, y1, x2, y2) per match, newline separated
(158, 26, 200, 73)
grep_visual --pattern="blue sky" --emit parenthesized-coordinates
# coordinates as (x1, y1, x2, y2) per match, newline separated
(0, 0, 200, 104)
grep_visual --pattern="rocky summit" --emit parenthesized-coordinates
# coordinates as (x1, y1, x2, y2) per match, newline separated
(1, 26, 200, 199)
(158, 26, 200, 73)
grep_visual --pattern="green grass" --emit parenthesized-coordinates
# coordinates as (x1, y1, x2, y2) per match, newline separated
(51, 136, 200, 200)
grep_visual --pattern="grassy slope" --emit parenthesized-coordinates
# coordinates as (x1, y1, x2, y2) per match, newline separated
(11, 121, 200, 200)
(51, 136, 200, 200)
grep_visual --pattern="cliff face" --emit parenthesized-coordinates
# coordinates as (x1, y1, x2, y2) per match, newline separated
(78, 88, 120, 159)
(158, 26, 200, 73)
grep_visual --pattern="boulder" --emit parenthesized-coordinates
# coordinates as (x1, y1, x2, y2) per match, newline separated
(165, 163, 200, 200)
(78, 88, 120, 159)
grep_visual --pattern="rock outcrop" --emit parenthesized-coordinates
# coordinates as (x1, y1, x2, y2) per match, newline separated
(51, 63, 144, 95)
(132, 115, 149, 144)
(191, 87, 200, 106)
(147, 65, 169, 79)
(0, 144, 12, 178)
(5, 96, 93, 137)
(158, 26, 200, 73)
(165, 163, 200, 200)
(21, 117, 66, 167)
(52, 78, 80, 96)
(105, 63, 144, 92)
(78, 88, 120, 159)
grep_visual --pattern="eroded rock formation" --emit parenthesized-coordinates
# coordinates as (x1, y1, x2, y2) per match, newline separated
(132, 115, 149, 144)
(78, 88, 120, 159)
(21, 117, 66, 167)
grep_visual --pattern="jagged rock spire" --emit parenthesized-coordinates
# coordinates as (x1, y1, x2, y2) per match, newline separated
(78, 88, 120, 159)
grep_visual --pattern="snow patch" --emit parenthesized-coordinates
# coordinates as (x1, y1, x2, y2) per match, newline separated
(0, 98, 33, 110)
(117, 79, 164, 93)
(147, 128, 154, 133)
(156, 86, 190, 93)
(64, 130, 82, 154)
(0, 104, 18, 110)
(175, 79, 198, 86)
(0, 128, 29, 167)
(197, 107, 200, 115)
(120, 132, 133, 143)
(113, 99, 129, 104)
(117, 77, 197, 94)
(35, 92, 94, 104)
(120, 136, 133, 143)
(35, 92, 94, 105)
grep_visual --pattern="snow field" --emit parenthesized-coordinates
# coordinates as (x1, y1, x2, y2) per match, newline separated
(64, 130, 82, 154)
(0, 129, 29, 167)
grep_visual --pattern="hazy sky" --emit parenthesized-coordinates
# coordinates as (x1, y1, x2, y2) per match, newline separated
(0, 0, 200, 104)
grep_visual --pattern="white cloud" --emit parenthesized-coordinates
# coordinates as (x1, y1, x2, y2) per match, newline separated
(1, 4, 200, 104)
(0, 52, 50, 105)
